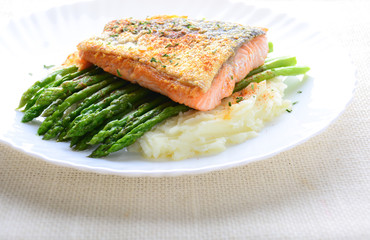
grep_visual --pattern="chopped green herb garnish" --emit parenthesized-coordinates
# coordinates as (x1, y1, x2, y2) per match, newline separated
(43, 64, 55, 69)
(228, 102, 232, 107)
(150, 57, 157, 63)
(110, 34, 119, 37)
(116, 69, 122, 77)
(236, 97, 244, 103)
(297, 90, 302, 94)
(251, 84, 255, 91)
(174, 63, 179, 66)
(162, 65, 167, 68)
(162, 54, 169, 57)
(286, 109, 292, 113)
(292, 101, 298, 105)
(231, 76, 233, 80)
(165, 44, 172, 48)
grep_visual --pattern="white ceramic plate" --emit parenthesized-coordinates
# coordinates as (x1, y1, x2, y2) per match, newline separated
(0, 0, 356, 176)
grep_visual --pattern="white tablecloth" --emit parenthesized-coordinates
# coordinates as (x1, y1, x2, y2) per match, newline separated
(1, 0, 369, 239)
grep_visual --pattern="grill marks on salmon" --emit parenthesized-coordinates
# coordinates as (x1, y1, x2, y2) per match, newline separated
(77, 16, 268, 111)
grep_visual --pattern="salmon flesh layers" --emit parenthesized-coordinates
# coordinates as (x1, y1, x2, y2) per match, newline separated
(77, 16, 268, 111)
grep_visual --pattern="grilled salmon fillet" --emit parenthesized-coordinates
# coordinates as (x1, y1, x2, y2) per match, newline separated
(77, 15, 268, 111)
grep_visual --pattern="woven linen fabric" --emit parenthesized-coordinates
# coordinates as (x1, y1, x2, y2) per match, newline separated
(1, 0, 370, 239)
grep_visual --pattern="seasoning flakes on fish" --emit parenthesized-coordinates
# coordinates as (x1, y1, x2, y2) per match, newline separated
(77, 15, 269, 111)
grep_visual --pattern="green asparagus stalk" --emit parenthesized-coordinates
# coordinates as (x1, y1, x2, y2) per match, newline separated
(71, 110, 130, 151)
(22, 87, 67, 123)
(60, 71, 111, 92)
(23, 66, 96, 111)
(22, 66, 97, 121)
(88, 101, 171, 157)
(62, 80, 127, 123)
(43, 80, 127, 140)
(43, 125, 64, 140)
(57, 85, 139, 141)
(66, 88, 151, 138)
(69, 135, 81, 148)
(22, 70, 112, 123)
(38, 78, 116, 136)
(88, 95, 168, 145)
(64, 85, 140, 129)
(234, 66, 310, 93)
(78, 85, 139, 117)
(18, 65, 78, 109)
(247, 56, 297, 77)
(43, 77, 118, 121)
(90, 104, 189, 158)
(72, 131, 98, 151)
(42, 98, 64, 117)
(268, 42, 273, 53)
(106, 101, 174, 143)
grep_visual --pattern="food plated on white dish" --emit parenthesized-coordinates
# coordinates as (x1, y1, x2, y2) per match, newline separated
(0, 0, 356, 176)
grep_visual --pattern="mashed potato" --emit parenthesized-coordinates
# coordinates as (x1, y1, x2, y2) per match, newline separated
(129, 77, 292, 160)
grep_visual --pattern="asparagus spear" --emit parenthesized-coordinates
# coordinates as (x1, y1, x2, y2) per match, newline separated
(43, 80, 127, 140)
(94, 100, 172, 152)
(60, 71, 111, 92)
(90, 104, 189, 158)
(247, 56, 297, 77)
(78, 84, 139, 117)
(22, 87, 67, 123)
(38, 78, 116, 136)
(57, 85, 139, 141)
(18, 65, 78, 109)
(66, 88, 151, 138)
(268, 42, 273, 53)
(105, 101, 174, 144)
(22, 70, 112, 122)
(22, 66, 98, 121)
(88, 95, 168, 145)
(72, 131, 99, 151)
(71, 110, 131, 151)
(43, 125, 64, 140)
(23, 66, 96, 111)
(42, 98, 64, 117)
(62, 80, 127, 123)
(66, 85, 139, 128)
(234, 66, 310, 93)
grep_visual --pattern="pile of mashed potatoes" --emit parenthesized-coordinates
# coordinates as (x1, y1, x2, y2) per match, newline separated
(129, 77, 292, 160)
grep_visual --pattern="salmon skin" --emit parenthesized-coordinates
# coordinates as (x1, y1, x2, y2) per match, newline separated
(77, 15, 268, 111)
